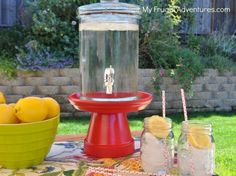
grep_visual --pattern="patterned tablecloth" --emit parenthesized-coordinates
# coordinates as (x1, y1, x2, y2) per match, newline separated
(0, 138, 178, 176)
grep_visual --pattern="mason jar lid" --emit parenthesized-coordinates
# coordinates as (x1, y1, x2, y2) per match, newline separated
(143, 116, 173, 130)
(78, 0, 140, 17)
(181, 121, 213, 135)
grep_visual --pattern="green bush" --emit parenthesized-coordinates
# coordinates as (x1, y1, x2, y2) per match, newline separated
(139, 0, 203, 93)
(152, 46, 204, 92)
(0, 26, 26, 78)
(0, 54, 17, 78)
(201, 33, 236, 57)
(0, 25, 27, 57)
(202, 55, 235, 73)
(174, 48, 204, 91)
(187, 33, 236, 72)
(30, 0, 93, 64)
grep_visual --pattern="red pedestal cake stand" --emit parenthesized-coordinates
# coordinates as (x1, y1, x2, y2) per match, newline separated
(68, 91, 152, 158)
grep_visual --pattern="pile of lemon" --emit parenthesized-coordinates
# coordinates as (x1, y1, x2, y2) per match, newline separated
(0, 91, 60, 124)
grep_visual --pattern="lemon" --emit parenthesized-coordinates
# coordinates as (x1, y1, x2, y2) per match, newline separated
(0, 91, 6, 104)
(9, 103, 16, 108)
(15, 97, 48, 123)
(43, 97, 60, 119)
(187, 126, 211, 149)
(146, 115, 170, 139)
(0, 104, 19, 124)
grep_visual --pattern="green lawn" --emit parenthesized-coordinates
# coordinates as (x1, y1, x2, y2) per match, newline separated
(58, 112, 236, 176)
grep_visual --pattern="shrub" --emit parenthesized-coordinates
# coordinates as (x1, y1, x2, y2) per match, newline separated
(187, 32, 236, 72)
(201, 32, 236, 58)
(174, 48, 204, 91)
(201, 55, 235, 73)
(0, 26, 26, 78)
(152, 47, 204, 93)
(139, 0, 202, 93)
(30, 0, 89, 64)
(0, 25, 27, 57)
(0, 54, 17, 78)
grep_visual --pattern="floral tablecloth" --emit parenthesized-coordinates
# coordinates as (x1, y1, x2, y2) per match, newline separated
(0, 138, 178, 176)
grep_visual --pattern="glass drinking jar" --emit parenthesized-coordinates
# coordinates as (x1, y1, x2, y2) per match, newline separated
(141, 117, 174, 175)
(177, 121, 215, 176)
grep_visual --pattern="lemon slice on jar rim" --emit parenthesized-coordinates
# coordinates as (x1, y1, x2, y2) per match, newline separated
(187, 125, 212, 149)
(145, 115, 170, 139)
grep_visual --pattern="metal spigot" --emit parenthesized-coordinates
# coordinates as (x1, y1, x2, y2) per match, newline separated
(104, 65, 115, 94)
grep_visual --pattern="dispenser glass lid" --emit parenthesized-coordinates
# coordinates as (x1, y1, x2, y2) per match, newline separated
(78, 0, 140, 17)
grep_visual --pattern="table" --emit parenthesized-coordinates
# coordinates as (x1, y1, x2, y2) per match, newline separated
(55, 131, 142, 142)
(0, 132, 177, 176)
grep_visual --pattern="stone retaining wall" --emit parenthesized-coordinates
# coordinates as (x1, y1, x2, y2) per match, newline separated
(0, 69, 235, 117)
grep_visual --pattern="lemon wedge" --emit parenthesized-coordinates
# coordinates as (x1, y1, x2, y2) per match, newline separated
(146, 115, 170, 139)
(187, 126, 211, 149)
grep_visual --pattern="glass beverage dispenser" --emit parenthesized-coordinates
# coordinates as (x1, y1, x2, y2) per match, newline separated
(79, 0, 140, 101)
(69, 0, 152, 158)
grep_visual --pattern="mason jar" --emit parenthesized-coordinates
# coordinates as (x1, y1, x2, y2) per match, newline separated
(177, 121, 215, 176)
(141, 117, 174, 175)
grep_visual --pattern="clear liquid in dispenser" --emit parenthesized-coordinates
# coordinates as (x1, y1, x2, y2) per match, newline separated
(80, 26, 139, 101)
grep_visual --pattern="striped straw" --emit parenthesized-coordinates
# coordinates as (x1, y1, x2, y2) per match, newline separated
(180, 89, 195, 175)
(87, 167, 161, 176)
(162, 90, 166, 118)
(189, 146, 196, 176)
(162, 141, 170, 172)
(162, 90, 169, 172)
(180, 89, 188, 121)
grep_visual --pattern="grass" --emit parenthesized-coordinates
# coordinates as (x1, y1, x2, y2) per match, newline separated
(58, 112, 236, 175)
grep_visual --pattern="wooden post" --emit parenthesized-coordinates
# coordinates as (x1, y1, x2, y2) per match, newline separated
(211, 0, 216, 34)
(213, 0, 236, 34)
(0, 0, 17, 27)
(192, 0, 212, 34)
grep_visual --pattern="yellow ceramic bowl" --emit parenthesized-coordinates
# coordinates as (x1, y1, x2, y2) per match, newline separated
(0, 115, 59, 169)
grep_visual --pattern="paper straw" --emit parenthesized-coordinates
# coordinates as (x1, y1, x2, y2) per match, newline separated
(88, 167, 159, 176)
(180, 89, 188, 121)
(162, 90, 166, 118)
(162, 141, 170, 172)
(189, 146, 196, 175)
(181, 89, 195, 174)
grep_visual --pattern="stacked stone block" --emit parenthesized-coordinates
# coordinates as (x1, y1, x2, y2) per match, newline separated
(0, 69, 235, 117)
(141, 69, 236, 115)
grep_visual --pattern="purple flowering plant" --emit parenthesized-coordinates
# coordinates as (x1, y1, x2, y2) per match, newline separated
(16, 40, 73, 71)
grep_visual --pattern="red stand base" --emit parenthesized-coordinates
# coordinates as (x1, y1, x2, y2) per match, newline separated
(84, 112, 134, 158)
(69, 91, 152, 158)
